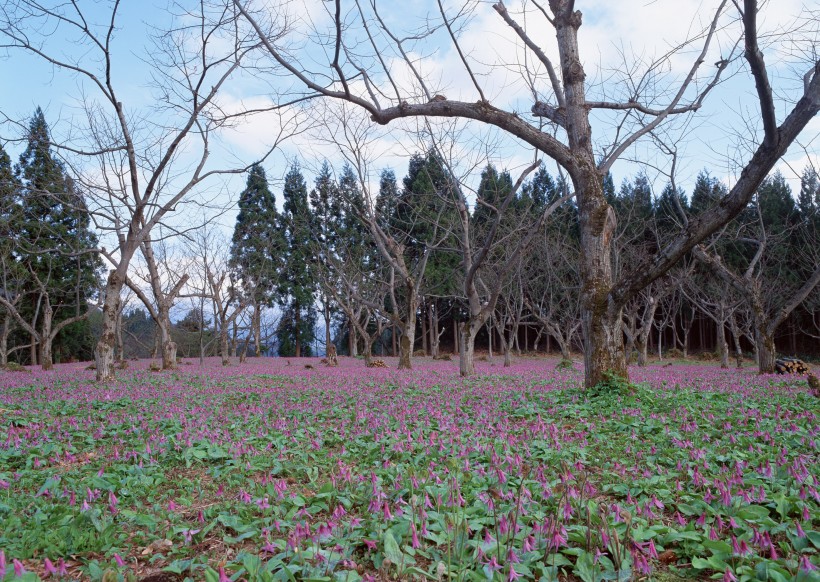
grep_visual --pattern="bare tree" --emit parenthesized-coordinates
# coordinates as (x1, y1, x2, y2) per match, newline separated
(233, 0, 820, 387)
(0, 261, 97, 370)
(312, 105, 451, 369)
(694, 195, 820, 373)
(121, 230, 191, 369)
(1, 1, 300, 379)
(524, 211, 583, 361)
(191, 227, 250, 365)
(682, 277, 743, 368)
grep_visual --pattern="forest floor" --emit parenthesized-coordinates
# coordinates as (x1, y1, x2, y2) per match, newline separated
(0, 356, 818, 581)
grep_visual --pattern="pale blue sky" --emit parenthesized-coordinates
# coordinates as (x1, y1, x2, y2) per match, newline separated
(1, 0, 817, 244)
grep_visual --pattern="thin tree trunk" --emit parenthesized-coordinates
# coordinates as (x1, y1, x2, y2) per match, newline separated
(421, 300, 428, 356)
(657, 325, 663, 360)
(717, 317, 729, 369)
(429, 304, 442, 358)
(487, 317, 493, 359)
(41, 300, 53, 371)
(199, 302, 205, 366)
(0, 314, 8, 366)
(729, 314, 744, 368)
(115, 307, 124, 362)
(30, 334, 37, 367)
(324, 303, 331, 356)
(514, 325, 521, 355)
(253, 303, 262, 356)
(294, 307, 301, 358)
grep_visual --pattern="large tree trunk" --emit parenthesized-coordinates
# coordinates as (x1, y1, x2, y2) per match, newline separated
(96, 269, 125, 381)
(220, 324, 230, 366)
(459, 321, 479, 377)
(41, 337, 53, 370)
(362, 333, 373, 366)
(158, 307, 177, 370)
(756, 326, 776, 374)
(349, 320, 357, 357)
(239, 332, 249, 363)
(398, 319, 415, 370)
(636, 334, 648, 367)
(553, 8, 626, 388)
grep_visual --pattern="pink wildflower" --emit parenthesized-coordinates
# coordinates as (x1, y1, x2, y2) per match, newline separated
(44, 558, 58, 577)
(799, 556, 817, 572)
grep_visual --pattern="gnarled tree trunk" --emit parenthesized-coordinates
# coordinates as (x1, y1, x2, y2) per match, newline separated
(158, 306, 177, 370)
(96, 269, 124, 381)
(756, 328, 776, 374)
(459, 322, 479, 377)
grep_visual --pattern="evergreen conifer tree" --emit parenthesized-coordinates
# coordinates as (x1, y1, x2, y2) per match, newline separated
(230, 163, 282, 355)
(14, 108, 101, 365)
(277, 163, 317, 357)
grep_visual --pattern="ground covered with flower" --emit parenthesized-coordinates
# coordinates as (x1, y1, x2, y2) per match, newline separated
(0, 357, 818, 582)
